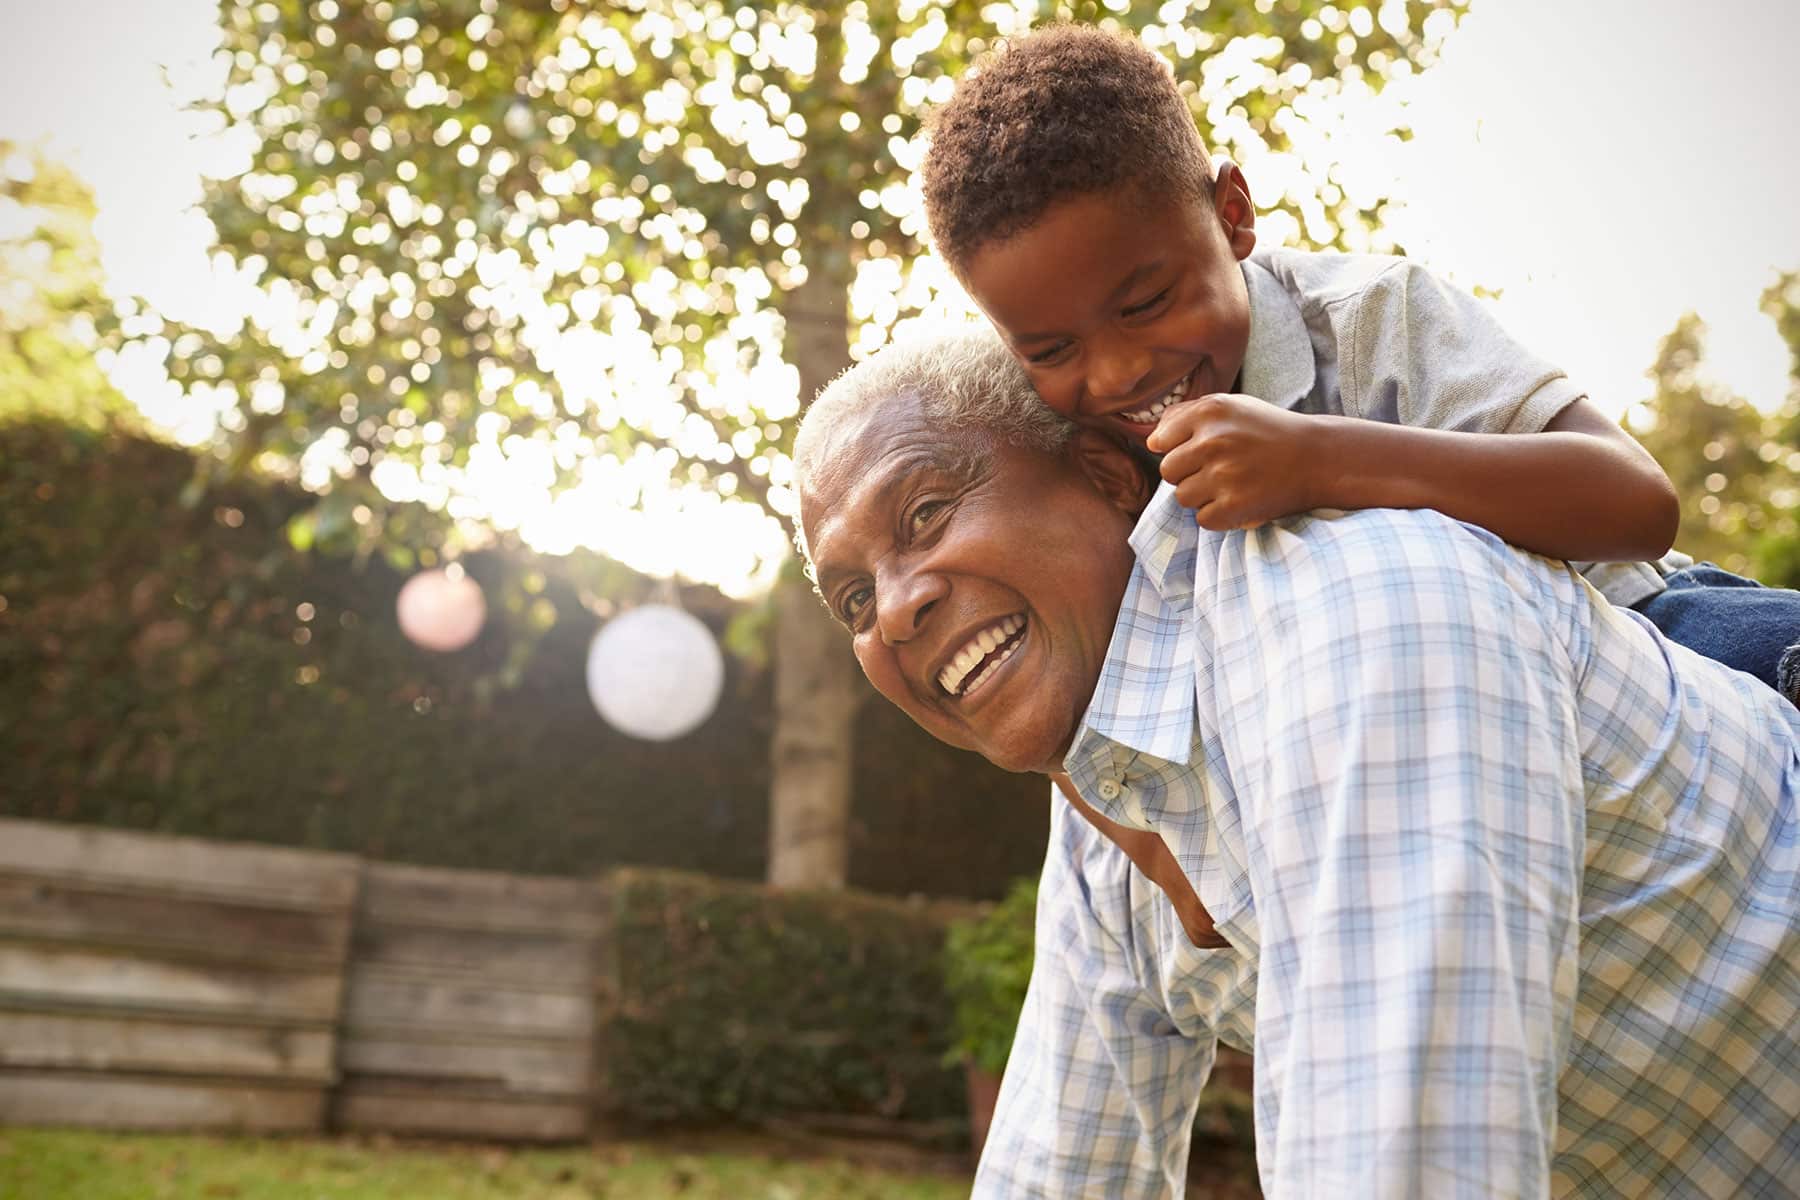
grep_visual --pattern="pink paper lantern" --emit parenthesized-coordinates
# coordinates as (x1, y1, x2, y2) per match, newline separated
(396, 565, 486, 652)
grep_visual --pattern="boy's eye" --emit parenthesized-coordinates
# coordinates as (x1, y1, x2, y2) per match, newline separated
(1122, 286, 1172, 318)
(1023, 340, 1072, 366)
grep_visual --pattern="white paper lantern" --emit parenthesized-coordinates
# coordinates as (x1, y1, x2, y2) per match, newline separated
(396, 565, 487, 652)
(585, 604, 724, 741)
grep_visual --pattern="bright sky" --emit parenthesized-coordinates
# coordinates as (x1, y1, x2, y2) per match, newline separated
(4, 0, 1797, 596)
(1382, 0, 1800, 423)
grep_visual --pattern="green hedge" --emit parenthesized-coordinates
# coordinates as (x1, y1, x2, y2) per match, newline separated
(603, 867, 978, 1133)
(942, 879, 1036, 1075)
(598, 867, 1256, 1185)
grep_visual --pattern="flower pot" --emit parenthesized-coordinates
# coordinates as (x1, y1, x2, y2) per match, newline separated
(965, 1059, 1004, 1165)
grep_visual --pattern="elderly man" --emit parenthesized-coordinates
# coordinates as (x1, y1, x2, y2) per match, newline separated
(794, 328, 1800, 1198)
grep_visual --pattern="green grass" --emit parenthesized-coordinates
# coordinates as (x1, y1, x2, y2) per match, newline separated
(0, 1128, 972, 1200)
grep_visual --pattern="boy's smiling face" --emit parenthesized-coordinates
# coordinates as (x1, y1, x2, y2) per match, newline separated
(961, 166, 1258, 450)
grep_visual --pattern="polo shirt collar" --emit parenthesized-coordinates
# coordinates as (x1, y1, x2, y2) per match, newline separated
(1062, 487, 1201, 792)
(1238, 253, 1315, 410)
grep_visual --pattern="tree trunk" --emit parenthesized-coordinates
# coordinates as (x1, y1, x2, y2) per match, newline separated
(768, 260, 856, 889)
(767, 567, 859, 888)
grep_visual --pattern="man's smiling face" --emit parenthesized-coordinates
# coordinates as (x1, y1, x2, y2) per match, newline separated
(960, 168, 1258, 451)
(800, 391, 1142, 774)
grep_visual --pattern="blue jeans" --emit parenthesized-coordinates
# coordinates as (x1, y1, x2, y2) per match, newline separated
(1631, 565, 1800, 703)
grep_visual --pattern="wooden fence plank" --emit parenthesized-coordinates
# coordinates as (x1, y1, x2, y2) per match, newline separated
(0, 1070, 326, 1132)
(0, 819, 361, 909)
(331, 1088, 588, 1141)
(340, 963, 592, 1038)
(0, 1009, 335, 1081)
(0, 875, 351, 966)
(355, 863, 603, 935)
(0, 944, 346, 1024)
(337, 1030, 590, 1094)
(350, 923, 593, 991)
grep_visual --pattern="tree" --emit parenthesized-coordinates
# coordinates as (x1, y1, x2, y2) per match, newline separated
(150, 0, 1464, 887)
(0, 143, 131, 430)
(1752, 271, 1800, 588)
(1631, 307, 1799, 584)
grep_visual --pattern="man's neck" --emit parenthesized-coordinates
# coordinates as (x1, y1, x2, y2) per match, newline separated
(1052, 773, 1227, 949)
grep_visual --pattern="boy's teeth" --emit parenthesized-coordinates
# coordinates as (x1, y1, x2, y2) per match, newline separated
(937, 614, 1026, 696)
(1120, 372, 1193, 424)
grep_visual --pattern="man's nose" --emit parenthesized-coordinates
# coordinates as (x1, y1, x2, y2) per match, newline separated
(1085, 334, 1153, 404)
(875, 567, 947, 647)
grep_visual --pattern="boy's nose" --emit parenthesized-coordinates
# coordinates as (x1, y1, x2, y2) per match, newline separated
(1084, 337, 1154, 405)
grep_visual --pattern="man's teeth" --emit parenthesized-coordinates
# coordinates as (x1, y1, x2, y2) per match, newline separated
(938, 614, 1026, 697)
(1122, 372, 1194, 424)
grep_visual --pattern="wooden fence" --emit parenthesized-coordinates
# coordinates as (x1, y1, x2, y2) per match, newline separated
(0, 817, 1254, 1150)
(0, 819, 359, 1132)
(0, 817, 605, 1139)
(332, 862, 604, 1140)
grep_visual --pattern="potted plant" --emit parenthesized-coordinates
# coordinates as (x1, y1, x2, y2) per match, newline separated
(942, 877, 1037, 1161)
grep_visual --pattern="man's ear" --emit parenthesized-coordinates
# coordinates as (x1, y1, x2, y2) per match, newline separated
(1072, 429, 1155, 517)
(1212, 161, 1257, 262)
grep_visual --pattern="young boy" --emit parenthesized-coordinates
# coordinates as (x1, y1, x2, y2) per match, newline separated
(920, 23, 1800, 705)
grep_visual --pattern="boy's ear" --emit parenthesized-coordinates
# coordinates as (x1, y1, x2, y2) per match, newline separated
(1212, 161, 1257, 262)
(1072, 429, 1155, 517)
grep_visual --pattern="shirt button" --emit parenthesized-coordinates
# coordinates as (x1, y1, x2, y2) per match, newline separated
(1097, 779, 1122, 802)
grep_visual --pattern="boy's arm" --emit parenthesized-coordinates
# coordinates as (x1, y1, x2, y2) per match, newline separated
(1149, 256, 1680, 563)
(1148, 392, 1679, 562)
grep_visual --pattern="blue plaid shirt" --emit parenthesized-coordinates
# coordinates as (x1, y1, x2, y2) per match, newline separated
(976, 491, 1800, 1198)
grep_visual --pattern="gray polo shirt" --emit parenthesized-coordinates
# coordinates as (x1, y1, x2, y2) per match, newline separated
(1238, 247, 1679, 607)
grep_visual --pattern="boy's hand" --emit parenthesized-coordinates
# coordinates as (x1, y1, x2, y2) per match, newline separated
(1145, 394, 1325, 529)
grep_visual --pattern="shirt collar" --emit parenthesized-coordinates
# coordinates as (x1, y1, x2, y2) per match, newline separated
(1062, 486, 1201, 792)
(1238, 252, 1315, 410)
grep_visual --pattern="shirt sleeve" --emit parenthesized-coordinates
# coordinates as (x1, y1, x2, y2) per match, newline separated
(1207, 510, 1589, 1198)
(973, 794, 1216, 1199)
(1335, 259, 1582, 435)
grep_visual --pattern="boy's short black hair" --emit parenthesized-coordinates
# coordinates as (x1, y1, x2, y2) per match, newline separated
(923, 23, 1213, 273)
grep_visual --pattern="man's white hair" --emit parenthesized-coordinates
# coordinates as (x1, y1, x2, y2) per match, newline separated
(795, 323, 1073, 487)
(795, 323, 1072, 575)
(791, 324, 1076, 572)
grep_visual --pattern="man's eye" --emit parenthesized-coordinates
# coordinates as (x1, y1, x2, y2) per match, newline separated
(1122, 286, 1172, 318)
(909, 498, 948, 534)
(838, 584, 872, 625)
